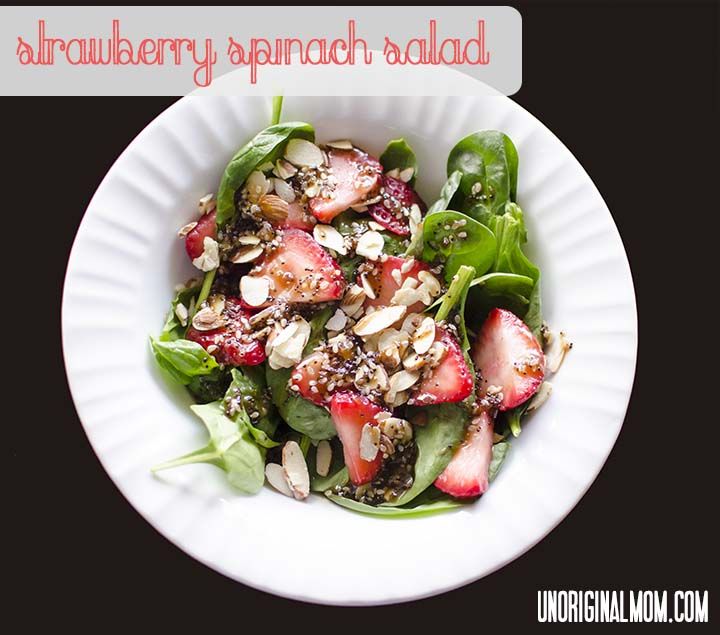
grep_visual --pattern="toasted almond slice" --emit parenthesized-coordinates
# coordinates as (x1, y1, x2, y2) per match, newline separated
(401, 276, 419, 290)
(325, 308, 348, 332)
(273, 178, 296, 203)
(355, 231, 384, 261)
(237, 234, 261, 245)
(545, 330, 572, 373)
(265, 463, 294, 497)
(392, 390, 410, 407)
(177, 221, 197, 237)
(359, 424, 381, 461)
(426, 340, 447, 366)
(388, 369, 420, 393)
(192, 306, 224, 331)
(409, 204, 422, 236)
(385, 168, 401, 179)
(282, 441, 310, 500)
(359, 273, 376, 300)
(313, 224, 347, 255)
(198, 193, 216, 214)
(367, 365, 389, 391)
(401, 312, 424, 334)
(326, 139, 354, 150)
(400, 258, 416, 274)
(399, 167, 415, 183)
(353, 305, 407, 337)
(231, 245, 264, 264)
(245, 170, 269, 203)
(209, 294, 226, 315)
(240, 275, 270, 307)
(174, 302, 189, 327)
(402, 351, 426, 371)
(379, 416, 413, 442)
(340, 283, 367, 315)
(417, 270, 442, 297)
(191, 236, 220, 272)
(367, 220, 386, 231)
(413, 316, 436, 354)
(527, 381, 553, 412)
(273, 159, 298, 179)
(390, 268, 403, 286)
(391, 287, 421, 307)
(315, 440, 332, 477)
(285, 139, 324, 167)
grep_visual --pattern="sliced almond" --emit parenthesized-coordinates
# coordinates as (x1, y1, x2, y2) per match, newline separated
(231, 245, 264, 264)
(267, 318, 311, 369)
(340, 284, 367, 316)
(325, 308, 348, 332)
(359, 273, 377, 300)
(237, 234, 261, 246)
(426, 340, 448, 366)
(313, 224, 347, 255)
(177, 221, 197, 237)
(245, 170, 270, 203)
(545, 330, 572, 373)
(191, 236, 220, 272)
(198, 193, 216, 214)
(367, 365, 389, 391)
(265, 463, 294, 497)
(191, 306, 224, 331)
(391, 287, 421, 307)
(399, 167, 415, 183)
(401, 312, 424, 335)
(273, 178, 296, 203)
(272, 159, 296, 180)
(174, 303, 189, 327)
(409, 204, 422, 237)
(402, 351, 426, 371)
(367, 220, 386, 231)
(418, 270, 442, 297)
(353, 305, 407, 337)
(385, 168, 401, 179)
(240, 275, 270, 307)
(285, 139, 324, 167)
(379, 416, 413, 443)
(359, 424, 381, 461)
(326, 139, 354, 150)
(315, 440, 332, 477)
(527, 381, 553, 412)
(412, 316, 436, 354)
(209, 294, 226, 315)
(400, 258, 416, 274)
(282, 441, 310, 500)
(356, 230, 384, 261)
(258, 194, 289, 223)
(388, 369, 420, 394)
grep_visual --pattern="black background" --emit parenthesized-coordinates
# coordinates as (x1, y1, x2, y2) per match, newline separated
(7, 2, 718, 630)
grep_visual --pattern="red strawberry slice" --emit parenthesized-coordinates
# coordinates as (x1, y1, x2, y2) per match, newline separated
(368, 176, 426, 236)
(435, 411, 494, 498)
(276, 200, 315, 232)
(244, 228, 345, 306)
(309, 148, 382, 223)
(185, 209, 217, 260)
(290, 351, 326, 405)
(330, 392, 385, 486)
(362, 255, 430, 313)
(472, 308, 545, 410)
(186, 296, 266, 366)
(409, 326, 474, 405)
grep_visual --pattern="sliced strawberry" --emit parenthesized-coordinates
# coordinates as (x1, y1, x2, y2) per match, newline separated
(361, 255, 430, 313)
(185, 209, 217, 260)
(435, 411, 494, 498)
(290, 351, 326, 405)
(309, 148, 382, 223)
(472, 308, 545, 411)
(330, 392, 385, 486)
(368, 176, 426, 236)
(244, 228, 345, 306)
(277, 200, 315, 232)
(409, 326, 474, 405)
(186, 296, 266, 366)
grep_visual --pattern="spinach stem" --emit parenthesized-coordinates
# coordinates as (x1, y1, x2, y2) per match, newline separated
(193, 269, 216, 316)
(152, 450, 220, 472)
(299, 434, 311, 456)
(434, 265, 475, 323)
(271, 96, 283, 125)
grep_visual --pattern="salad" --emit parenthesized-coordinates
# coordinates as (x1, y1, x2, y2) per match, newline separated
(151, 97, 571, 517)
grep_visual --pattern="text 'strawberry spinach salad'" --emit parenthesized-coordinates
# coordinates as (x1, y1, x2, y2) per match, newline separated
(151, 97, 572, 517)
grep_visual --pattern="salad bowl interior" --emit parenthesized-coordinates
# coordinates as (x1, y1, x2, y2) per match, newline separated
(62, 94, 637, 605)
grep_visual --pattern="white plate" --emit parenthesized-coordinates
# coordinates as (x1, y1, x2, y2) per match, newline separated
(62, 94, 637, 605)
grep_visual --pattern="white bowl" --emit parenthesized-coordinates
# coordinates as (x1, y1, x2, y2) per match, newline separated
(62, 94, 637, 605)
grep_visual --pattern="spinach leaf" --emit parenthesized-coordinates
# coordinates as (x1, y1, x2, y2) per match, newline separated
(470, 271, 534, 298)
(150, 337, 219, 385)
(160, 282, 201, 341)
(504, 402, 528, 438)
(187, 367, 231, 403)
(226, 367, 279, 437)
(489, 441, 511, 481)
(270, 95, 283, 126)
(422, 210, 496, 282)
(216, 121, 314, 227)
(379, 138, 418, 185)
(327, 492, 465, 517)
(447, 130, 519, 222)
(265, 307, 337, 440)
(152, 401, 265, 494)
(312, 466, 349, 492)
(427, 170, 463, 216)
(384, 403, 467, 507)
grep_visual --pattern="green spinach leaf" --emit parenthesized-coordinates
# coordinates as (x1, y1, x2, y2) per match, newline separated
(327, 492, 465, 517)
(187, 368, 231, 403)
(384, 403, 467, 507)
(160, 282, 201, 341)
(489, 441, 511, 481)
(150, 337, 219, 386)
(216, 121, 314, 227)
(226, 367, 279, 437)
(152, 401, 265, 494)
(422, 210, 496, 281)
(379, 138, 418, 185)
